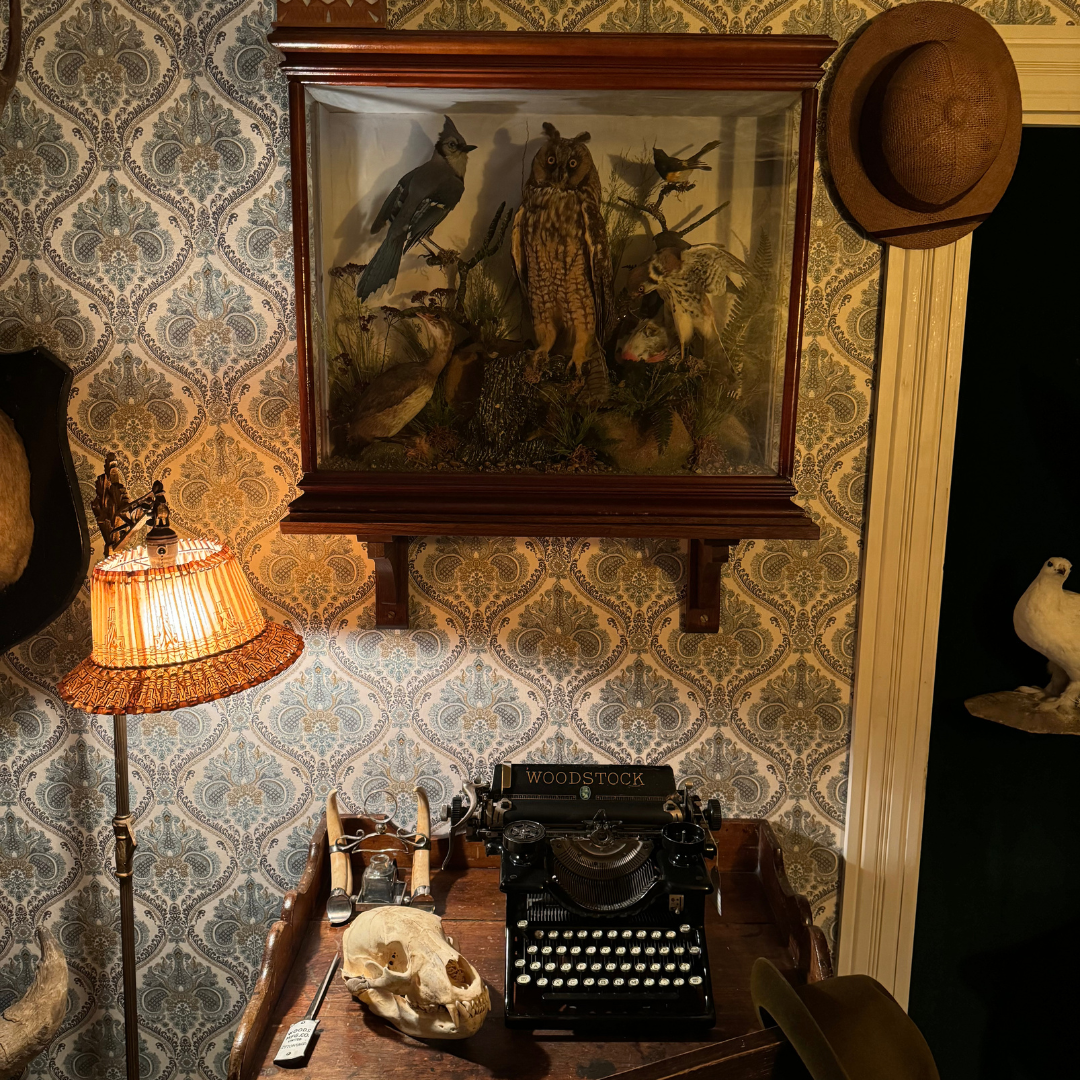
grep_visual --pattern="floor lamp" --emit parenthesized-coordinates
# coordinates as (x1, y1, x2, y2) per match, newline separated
(58, 456, 303, 1080)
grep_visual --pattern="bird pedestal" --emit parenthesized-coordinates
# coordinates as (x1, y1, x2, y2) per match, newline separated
(274, 0, 386, 30)
(965, 691, 1080, 735)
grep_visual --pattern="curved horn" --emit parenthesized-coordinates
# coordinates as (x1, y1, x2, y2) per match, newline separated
(0, 0, 22, 122)
(0, 926, 68, 1080)
(411, 786, 431, 898)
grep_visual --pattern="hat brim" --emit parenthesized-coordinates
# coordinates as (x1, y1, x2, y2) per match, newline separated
(57, 619, 303, 715)
(825, 3, 1021, 249)
(752, 958, 940, 1080)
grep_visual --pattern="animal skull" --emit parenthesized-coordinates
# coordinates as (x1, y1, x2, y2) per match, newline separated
(341, 906, 489, 1039)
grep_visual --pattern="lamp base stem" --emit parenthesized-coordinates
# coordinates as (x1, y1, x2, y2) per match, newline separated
(113, 712, 140, 1080)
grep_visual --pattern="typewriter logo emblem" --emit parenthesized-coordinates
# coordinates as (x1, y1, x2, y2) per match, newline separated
(579, 785, 592, 800)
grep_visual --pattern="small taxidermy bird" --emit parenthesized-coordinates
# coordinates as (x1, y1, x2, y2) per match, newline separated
(356, 117, 476, 301)
(652, 140, 720, 184)
(346, 310, 457, 445)
(643, 243, 748, 358)
(1013, 557, 1080, 711)
(513, 123, 614, 396)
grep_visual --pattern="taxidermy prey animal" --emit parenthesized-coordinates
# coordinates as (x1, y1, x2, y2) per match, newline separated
(356, 117, 476, 301)
(346, 310, 457, 446)
(1014, 557, 1080, 710)
(652, 140, 720, 184)
(644, 243, 749, 359)
(512, 123, 613, 391)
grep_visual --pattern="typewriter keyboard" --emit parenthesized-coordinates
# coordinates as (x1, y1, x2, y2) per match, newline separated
(505, 922, 713, 1026)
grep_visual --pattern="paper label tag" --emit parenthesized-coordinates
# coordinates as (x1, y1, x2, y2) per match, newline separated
(274, 1020, 317, 1063)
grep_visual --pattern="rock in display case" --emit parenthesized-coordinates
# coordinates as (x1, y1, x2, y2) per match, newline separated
(270, 27, 836, 630)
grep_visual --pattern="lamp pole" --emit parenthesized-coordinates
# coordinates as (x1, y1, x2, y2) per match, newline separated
(112, 711, 140, 1080)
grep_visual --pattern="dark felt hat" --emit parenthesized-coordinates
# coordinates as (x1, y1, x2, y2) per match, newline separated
(826, 3, 1021, 249)
(751, 958, 940, 1080)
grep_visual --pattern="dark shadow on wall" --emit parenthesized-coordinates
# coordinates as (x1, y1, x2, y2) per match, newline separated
(906, 126, 1080, 1079)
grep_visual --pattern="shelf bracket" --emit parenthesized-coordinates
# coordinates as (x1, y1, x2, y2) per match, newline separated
(361, 535, 410, 629)
(684, 540, 730, 634)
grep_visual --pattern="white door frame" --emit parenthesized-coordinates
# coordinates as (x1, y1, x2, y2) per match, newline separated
(837, 26, 1080, 1006)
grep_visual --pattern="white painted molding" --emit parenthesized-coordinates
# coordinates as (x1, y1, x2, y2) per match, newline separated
(837, 26, 1080, 1006)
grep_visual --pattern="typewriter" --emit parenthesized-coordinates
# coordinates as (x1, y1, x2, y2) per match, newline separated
(445, 762, 723, 1028)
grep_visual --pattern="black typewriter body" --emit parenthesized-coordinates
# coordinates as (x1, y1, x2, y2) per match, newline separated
(455, 763, 723, 1029)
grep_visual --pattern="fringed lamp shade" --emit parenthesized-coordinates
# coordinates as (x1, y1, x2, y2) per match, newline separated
(58, 540, 302, 715)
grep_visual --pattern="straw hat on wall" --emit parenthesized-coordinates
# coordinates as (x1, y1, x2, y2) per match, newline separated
(826, 3, 1021, 249)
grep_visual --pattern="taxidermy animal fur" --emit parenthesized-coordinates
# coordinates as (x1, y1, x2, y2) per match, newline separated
(512, 123, 614, 385)
(347, 311, 457, 445)
(357, 117, 476, 301)
(0, 927, 68, 1080)
(1014, 557, 1080, 710)
(0, 409, 33, 590)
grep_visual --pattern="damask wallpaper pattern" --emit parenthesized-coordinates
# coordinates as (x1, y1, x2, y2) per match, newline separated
(0, 0, 1067, 1076)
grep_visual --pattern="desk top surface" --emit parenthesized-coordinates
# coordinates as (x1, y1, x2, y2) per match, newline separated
(251, 862, 797, 1080)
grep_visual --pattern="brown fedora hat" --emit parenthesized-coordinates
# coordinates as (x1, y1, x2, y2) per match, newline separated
(826, 3, 1021, 249)
(751, 958, 939, 1080)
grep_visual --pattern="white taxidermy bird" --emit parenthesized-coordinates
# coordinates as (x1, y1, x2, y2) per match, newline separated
(1013, 557, 1080, 710)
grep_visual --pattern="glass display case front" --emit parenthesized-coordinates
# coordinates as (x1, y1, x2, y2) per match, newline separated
(303, 85, 804, 478)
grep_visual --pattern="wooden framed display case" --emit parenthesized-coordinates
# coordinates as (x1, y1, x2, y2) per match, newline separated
(269, 26, 836, 631)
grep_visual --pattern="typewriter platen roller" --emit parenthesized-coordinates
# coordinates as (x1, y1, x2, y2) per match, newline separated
(450, 763, 723, 1029)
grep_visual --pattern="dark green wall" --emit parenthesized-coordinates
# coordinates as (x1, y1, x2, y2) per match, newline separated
(907, 126, 1080, 1079)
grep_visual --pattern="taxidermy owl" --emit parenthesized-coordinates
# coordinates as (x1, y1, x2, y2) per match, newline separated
(644, 243, 749, 358)
(512, 123, 614, 390)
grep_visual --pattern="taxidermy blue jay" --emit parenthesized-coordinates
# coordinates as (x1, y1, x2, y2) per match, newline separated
(356, 116, 477, 301)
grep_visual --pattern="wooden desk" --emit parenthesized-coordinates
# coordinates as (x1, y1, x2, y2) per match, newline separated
(229, 819, 826, 1080)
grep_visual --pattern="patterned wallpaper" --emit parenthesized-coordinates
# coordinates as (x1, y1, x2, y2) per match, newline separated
(0, 0, 1070, 1077)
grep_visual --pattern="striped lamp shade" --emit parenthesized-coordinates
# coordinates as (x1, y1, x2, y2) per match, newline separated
(59, 540, 302, 715)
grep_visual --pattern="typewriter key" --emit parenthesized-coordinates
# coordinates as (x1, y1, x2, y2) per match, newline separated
(605, 962, 616, 971)
(537, 978, 548, 987)
(679, 963, 691, 972)
(650, 963, 661, 972)
(544, 963, 555, 971)
(541, 946, 552, 955)
(613, 978, 625, 987)
(600, 946, 611, 955)
(576, 963, 587, 971)
(664, 963, 676, 972)
(563, 930, 575, 939)
(644, 946, 656, 956)
(651, 930, 662, 939)
(598, 978, 609, 987)
(517, 920, 528, 929)
(547, 930, 559, 938)
(568, 978, 579, 987)
(515, 959, 526, 968)
(584, 978, 595, 987)
(585, 946, 596, 955)
(644, 978, 655, 987)
(636, 930, 647, 939)
(590, 963, 602, 972)
(659, 946, 670, 955)
(659, 978, 670, 987)
(553, 978, 564, 988)
(619, 963, 631, 972)
(527, 945, 538, 954)
(673, 978, 685, 987)
(622, 930, 633, 939)
(555, 945, 567, 954)
(689, 976, 703, 986)
(577, 930, 588, 939)
(630, 946, 641, 956)
(607, 930, 618, 939)
(592, 930, 603, 938)
(689, 946, 702, 955)
(615, 946, 626, 955)
(530, 962, 541, 971)
(570, 946, 581, 955)
(673, 946, 685, 955)
(679, 924, 692, 934)
(629, 978, 640, 987)
(517, 974, 531, 984)
(534, 931, 544, 940)
(634, 963, 646, 973)
(665, 930, 677, 939)
(561, 963, 572, 972)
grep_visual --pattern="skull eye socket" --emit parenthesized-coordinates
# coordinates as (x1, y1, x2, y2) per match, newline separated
(385, 941, 408, 972)
(446, 956, 475, 989)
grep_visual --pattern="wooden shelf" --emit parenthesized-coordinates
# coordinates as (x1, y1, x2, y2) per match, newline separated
(228, 817, 827, 1080)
